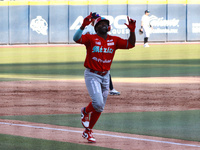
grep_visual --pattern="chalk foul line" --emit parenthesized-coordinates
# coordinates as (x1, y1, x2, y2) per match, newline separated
(0, 122, 200, 148)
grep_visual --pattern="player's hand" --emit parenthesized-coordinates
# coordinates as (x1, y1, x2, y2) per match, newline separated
(124, 16, 136, 32)
(82, 12, 93, 28)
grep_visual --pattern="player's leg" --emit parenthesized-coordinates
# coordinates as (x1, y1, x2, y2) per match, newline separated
(82, 69, 109, 142)
(82, 106, 101, 143)
(88, 72, 110, 129)
(88, 72, 109, 129)
(144, 37, 148, 44)
(81, 69, 99, 129)
(109, 74, 113, 90)
(109, 74, 120, 95)
(143, 28, 150, 47)
(82, 101, 100, 143)
(84, 69, 104, 111)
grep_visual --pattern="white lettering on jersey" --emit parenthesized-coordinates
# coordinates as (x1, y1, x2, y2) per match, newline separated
(92, 57, 111, 63)
(107, 42, 114, 46)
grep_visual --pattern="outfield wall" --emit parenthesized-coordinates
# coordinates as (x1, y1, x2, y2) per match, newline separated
(0, 0, 200, 44)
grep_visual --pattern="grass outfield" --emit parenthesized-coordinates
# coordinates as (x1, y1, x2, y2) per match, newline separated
(0, 44, 200, 80)
(0, 134, 113, 150)
(1, 110, 200, 142)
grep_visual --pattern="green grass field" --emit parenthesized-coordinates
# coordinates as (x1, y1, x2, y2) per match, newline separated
(0, 134, 113, 150)
(0, 44, 200, 149)
(1, 110, 200, 142)
(0, 44, 200, 81)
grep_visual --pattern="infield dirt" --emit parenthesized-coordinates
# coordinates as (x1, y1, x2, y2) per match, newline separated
(0, 77, 200, 149)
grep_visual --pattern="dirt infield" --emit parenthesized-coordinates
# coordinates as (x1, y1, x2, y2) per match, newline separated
(0, 77, 200, 149)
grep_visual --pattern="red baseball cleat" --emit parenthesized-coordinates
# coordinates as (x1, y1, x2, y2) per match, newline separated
(81, 107, 89, 128)
(82, 128, 96, 143)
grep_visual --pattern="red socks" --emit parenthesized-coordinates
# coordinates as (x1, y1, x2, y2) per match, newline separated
(89, 111, 101, 129)
(85, 102, 95, 113)
(85, 102, 101, 129)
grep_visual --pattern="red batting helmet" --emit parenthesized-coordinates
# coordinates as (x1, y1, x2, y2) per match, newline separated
(94, 17, 110, 32)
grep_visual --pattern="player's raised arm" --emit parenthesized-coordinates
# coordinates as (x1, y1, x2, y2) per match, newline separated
(124, 16, 136, 47)
(73, 12, 93, 42)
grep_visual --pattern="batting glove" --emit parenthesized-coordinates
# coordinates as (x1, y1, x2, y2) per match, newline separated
(82, 12, 93, 28)
(124, 16, 136, 32)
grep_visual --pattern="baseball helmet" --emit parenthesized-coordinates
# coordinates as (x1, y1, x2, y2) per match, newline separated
(145, 10, 150, 13)
(94, 17, 110, 32)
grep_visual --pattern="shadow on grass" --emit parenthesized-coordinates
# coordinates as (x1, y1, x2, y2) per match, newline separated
(0, 59, 200, 77)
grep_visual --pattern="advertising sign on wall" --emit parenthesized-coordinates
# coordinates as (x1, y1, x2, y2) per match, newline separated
(0, 1, 199, 45)
(187, 3, 200, 41)
(29, 5, 49, 44)
(148, 1, 167, 42)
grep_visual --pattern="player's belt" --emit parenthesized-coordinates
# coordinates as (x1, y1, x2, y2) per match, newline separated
(89, 69, 108, 76)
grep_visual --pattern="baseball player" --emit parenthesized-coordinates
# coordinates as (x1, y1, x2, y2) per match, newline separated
(73, 12, 136, 143)
(140, 10, 153, 47)
(83, 12, 120, 96)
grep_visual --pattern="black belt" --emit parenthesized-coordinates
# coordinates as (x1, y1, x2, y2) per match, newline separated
(89, 69, 108, 76)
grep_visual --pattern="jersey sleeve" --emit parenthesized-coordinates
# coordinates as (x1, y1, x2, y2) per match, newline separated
(75, 34, 90, 45)
(115, 36, 134, 49)
(73, 28, 83, 42)
(73, 28, 91, 44)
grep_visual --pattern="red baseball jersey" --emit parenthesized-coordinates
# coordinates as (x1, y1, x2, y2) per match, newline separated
(76, 34, 134, 72)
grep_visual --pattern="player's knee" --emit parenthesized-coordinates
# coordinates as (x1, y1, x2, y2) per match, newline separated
(103, 90, 109, 98)
(92, 101, 105, 112)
